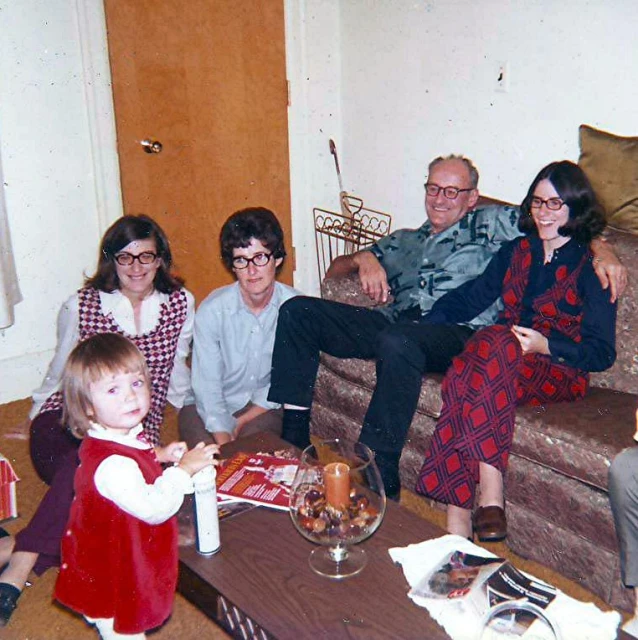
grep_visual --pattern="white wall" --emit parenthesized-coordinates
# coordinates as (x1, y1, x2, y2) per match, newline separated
(286, 0, 344, 295)
(0, 0, 119, 403)
(289, 0, 638, 291)
(313, 0, 638, 235)
(3, 0, 638, 403)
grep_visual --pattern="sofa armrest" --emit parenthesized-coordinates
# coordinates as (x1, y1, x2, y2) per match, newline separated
(321, 273, 377, 307)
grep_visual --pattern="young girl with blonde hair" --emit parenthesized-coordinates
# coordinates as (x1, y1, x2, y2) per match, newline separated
(54, 333, 218, 639)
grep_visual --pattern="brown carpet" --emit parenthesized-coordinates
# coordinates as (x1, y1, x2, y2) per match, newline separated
(0, 398, 620, 639)
(0, 398, 229, 640)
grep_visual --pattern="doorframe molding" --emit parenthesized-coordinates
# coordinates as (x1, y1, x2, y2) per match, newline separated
(284, 0, 313, 292)
(74, 0, 123, 235)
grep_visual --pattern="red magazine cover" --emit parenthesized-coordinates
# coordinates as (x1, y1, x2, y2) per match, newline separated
(216, 452, 299, 510)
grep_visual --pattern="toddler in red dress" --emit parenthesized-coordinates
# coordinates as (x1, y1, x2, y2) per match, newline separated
(54, 333, 218, 639)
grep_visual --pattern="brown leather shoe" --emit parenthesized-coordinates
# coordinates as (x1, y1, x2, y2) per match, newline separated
(473, 506, 507, 542)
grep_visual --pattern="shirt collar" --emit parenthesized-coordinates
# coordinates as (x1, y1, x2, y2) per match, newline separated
(422, 206, 481, 239)
(229, 281, 279, 316)
(100, 288, 165, 316)
(87, 422, 151, 449)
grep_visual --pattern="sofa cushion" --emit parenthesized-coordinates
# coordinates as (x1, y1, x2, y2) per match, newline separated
(321, 272, 379, 308)
(589, 227, 638, 395)
(319, 353, 444, 419)
(317, 353, 637, 491)
(506, 454, 616, 551)
(579, 124, 638, 234)
(513, 387, 636, 491)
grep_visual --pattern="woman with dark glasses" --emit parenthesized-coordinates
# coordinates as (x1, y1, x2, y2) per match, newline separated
(416, 161, 617, 543)
(179, 207, 299, 447)
(0, 214, 194, 626)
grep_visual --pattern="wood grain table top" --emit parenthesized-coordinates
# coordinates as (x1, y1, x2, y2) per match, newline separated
(178, 431, 450, 639)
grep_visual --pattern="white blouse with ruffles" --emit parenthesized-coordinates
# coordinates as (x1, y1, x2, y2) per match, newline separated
(30, 289, 195, 418)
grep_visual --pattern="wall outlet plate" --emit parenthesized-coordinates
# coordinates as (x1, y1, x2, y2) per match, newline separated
(495, 61, 509, 93)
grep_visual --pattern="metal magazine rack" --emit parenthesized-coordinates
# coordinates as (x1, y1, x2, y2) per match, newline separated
(314, 194, 392, 288)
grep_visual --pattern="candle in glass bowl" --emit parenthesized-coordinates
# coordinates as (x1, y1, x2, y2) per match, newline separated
(634, 408, 638, 442)
(324, 462, 350, 510)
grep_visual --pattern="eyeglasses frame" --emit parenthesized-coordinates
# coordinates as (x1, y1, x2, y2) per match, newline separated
(232, 251, 274, 270)
(424, 183, 474, 200)
(530, 196, 565, 211)
(113, 251, 159, 266)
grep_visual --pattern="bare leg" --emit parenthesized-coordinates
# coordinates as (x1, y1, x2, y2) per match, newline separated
(0, 551, 37, 626)
(478, 462, 504, 508)
(0, 536, 15, 567)
(472, 461, 507, 541)
(0, 551, 37, 590)
(446, 505, 472, 539)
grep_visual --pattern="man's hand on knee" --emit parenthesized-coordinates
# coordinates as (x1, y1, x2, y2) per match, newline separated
(355, 252, 391, 304)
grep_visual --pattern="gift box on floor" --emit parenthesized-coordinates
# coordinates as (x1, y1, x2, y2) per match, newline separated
(0, 454, 19, 522)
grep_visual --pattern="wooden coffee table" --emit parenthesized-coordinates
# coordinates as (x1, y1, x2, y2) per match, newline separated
(178, 431, 450, 639)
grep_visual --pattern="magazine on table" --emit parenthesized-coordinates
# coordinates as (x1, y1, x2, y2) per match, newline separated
(468, 562, 557, 637)
(411, 548, 557, 637)
(217, 499, 257, 521)
(216, 451, 299, 511)
(410, 550, 505, 600)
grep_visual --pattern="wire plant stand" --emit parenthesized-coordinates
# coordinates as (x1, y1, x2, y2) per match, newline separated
(314, 194, 392, 288)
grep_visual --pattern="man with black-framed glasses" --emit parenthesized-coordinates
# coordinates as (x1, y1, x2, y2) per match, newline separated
(268, 154, 626, 499)
(178, 207, 299, 446)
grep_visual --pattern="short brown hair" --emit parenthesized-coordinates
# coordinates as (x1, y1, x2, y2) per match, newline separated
(220, 207, 286, 273)
(62, 333, 150, 438)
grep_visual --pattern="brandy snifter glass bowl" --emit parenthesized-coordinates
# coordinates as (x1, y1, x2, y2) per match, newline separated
(289, 438, 386, 579)
(477, 600, 561, 640)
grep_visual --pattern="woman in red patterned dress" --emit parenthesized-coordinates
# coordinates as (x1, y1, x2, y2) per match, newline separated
(416, 161, 617, 542)
(0, 215, 195, 626)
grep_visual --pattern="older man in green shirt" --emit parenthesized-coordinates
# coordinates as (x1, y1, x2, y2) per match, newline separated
(268, 155, 625, 498)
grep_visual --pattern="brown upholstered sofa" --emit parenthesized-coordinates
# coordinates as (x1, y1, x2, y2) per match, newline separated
(310, 197, 638, 612)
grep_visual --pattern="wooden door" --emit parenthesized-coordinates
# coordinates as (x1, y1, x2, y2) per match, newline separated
(103, 0, 292, 303)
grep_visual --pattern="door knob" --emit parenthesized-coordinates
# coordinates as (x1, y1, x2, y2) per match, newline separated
(141, 139, 163, 154)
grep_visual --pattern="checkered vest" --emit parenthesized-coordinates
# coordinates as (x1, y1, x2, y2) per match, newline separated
(39, 287, 188, 446)
(500, 237, 589, 342)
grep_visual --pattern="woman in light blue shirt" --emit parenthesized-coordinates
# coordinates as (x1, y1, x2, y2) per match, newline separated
(179, 207, 298, 446)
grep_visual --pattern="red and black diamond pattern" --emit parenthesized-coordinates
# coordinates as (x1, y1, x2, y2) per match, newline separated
(500, 237, 588, 341)
(415, 325, 588, 508)
(416, 239, 590, 509)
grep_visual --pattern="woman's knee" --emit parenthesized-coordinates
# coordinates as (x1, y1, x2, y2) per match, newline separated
(177, 405, 213, 449)
(473, 325, 517, 347)
(29, 411, 79, 485)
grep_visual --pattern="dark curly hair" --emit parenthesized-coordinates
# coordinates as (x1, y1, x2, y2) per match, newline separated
(519, 161, 606, 243)
(85, 215, 183, 294)
(220, 207, 286, 273)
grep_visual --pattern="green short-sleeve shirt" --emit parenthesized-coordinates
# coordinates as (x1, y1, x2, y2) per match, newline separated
(369, 204, 521, 326)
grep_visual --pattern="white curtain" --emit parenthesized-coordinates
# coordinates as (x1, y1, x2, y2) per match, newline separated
(0, 151, 21, 329)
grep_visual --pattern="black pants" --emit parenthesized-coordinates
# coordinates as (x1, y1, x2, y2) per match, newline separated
(268, 296, 475, 456)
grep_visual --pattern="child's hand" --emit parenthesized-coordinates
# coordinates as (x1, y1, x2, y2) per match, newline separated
(155, 441, 188, 464)
(178, 442, 219, 477)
